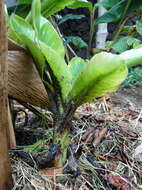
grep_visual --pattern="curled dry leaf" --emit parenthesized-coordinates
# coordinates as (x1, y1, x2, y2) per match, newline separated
(102, 173, 132, 190)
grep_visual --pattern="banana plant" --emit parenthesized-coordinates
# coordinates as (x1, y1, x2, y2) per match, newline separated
(8, 0, 142, 168)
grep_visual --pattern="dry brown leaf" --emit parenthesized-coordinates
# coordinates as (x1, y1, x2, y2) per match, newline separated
(82, 128, 95, 141)
(102, 173, 132, 190)
(94, 152, 124, 162)
(93, 128, 108, 147)
(39, 167, 63, 177)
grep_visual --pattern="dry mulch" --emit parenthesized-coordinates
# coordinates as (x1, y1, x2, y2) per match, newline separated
(11, 87, 142, 190)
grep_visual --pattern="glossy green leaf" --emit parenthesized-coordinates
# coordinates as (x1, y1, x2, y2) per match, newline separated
(41, 0, 75, 18)
(71, 52, 128, 105)
(68, 0, 93, 11)
(68, 57, 88, 84)
(9, 14, 35, 41)
(58, 14, 85, 25)
(31, 0, 41, 32)
(8, 27, 25, 46)
(39, 20, 65, 57)
(20, 35, 45, 74)
(98, 0, 121, 10)
(95, 0, 126, 24)
(39, 42, 72, 100)
(96, 0, 142, 24)
(120, 48, 142, 68)
(64, 36, 88, 48)
(9, 14, 45, 74)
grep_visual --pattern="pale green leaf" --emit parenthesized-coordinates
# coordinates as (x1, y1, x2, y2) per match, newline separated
(31, 0, 41, 32)
(9, 14, 45, 74)
(39, 42, 72, 100)
(68, 57, 88, 84)
(9, 14, 35, 41)
(71, 52, 128, 105)
(39, 20, 65, 57)
(120, 48, 142, 68)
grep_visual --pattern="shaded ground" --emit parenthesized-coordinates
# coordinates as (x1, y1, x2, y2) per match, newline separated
(11, 86, 142, 190)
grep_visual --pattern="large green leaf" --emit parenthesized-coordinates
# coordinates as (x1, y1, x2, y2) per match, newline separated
(106, 37, 135, 53)
(98, 0, 122, 10)
(120, 48, 142, 68)
(8, 27, 25, 46)
(95, 0, 126, 24)
(71, 52, 128, 105)
(39, 20, 65, 57)
(39, 42, 72, 100)
(19, 35, 45, 74)
(68, 57, 88, 84)
(96, 0, 142, 24)
(31, 0, 41, 32)
(9, 14, 45, 74)
(9, 14, 35, 41)
(41, 0, 75, 18)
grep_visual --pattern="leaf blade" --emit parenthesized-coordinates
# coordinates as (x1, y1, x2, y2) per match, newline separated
(71, 52, 128, 105)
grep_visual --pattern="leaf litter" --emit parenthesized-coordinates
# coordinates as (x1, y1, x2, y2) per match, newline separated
(11, 87, 142, 189)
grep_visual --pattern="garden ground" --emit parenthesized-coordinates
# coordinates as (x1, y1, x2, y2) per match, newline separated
(11, 85, 142, 190)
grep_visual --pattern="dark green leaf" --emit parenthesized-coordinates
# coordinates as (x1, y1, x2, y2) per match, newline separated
(95, 0, 126, 24)
(96, 0, 142, 24)
(65, 36, 88, 48)
(58, 14, 85, 25)
(98, 0, 122, 10)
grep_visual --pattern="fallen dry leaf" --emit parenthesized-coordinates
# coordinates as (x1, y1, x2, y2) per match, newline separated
(82, 128, 95, 141)
(93, 128, 108, 147)
(102, 173, 132, 190)
(39, 167, 63, 177)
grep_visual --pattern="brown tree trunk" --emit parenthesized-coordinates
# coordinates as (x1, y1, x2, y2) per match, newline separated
(0, 1, 13, 189)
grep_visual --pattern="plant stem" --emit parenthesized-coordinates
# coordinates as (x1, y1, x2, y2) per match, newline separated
(87, 9, 95, 58)
(113, 0, 132, 41)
